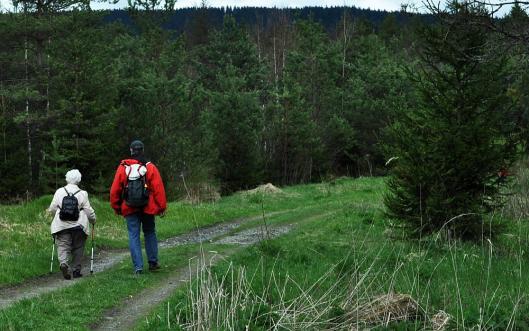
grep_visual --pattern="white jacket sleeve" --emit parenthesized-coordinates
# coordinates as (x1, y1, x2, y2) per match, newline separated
(47, 190, 61, 214)
(81, 192, 96, 223)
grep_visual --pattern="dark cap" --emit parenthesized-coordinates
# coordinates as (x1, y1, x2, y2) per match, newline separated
(130, 140, 144, 156)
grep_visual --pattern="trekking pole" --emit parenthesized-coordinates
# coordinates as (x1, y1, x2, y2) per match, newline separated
(90, 224, 95, 275)
(50, 235, 55, 273)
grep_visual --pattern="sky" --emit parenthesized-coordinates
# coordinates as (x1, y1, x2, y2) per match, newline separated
(91, 0, 414, 11)
(0, 0, 426, 12)
(0, 0, 515, 15)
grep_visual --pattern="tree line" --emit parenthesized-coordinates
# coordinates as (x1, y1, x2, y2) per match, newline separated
(1, 0, 529, 242)
(0, 3, 414, 201)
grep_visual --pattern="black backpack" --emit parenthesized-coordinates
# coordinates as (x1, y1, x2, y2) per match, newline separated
(123, 163, 150, 207)
(59, 188, 81, 222)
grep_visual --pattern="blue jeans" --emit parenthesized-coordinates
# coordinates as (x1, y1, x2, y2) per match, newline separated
(125, 213, 158, 272)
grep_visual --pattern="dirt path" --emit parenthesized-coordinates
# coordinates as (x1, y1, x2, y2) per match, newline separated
(0, 210, 292, 310)
(159, 210, 291, 248)
(0, 249, 129, 310)
(91, 211, 334, 331)
(90, 251, 224, 331)
(91, 223, 295, 331)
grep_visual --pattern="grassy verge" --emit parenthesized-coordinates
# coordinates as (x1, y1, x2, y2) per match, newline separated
(0, 243, 219, 331)
(0, 177, 378, 286)
(0, 205, 322, 330)
(139, 181, 529, 330)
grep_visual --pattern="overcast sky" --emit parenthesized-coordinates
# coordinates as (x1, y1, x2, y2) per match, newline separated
(0, 0, 515, 15)
(92, 0, 416, 11)
(0, 0, 428, 12)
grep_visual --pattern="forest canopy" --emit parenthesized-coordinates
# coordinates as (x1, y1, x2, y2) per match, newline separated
(0, 2, 527, 208)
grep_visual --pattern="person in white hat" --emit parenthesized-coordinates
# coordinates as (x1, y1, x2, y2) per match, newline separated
(47, 169, 96, 279)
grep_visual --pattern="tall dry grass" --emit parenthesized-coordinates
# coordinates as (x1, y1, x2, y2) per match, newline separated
(162, 178, 527, 331)
(171, 249, 461, 330)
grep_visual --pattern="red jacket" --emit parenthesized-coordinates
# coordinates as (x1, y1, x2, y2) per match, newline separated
(110, 159, 167, 217)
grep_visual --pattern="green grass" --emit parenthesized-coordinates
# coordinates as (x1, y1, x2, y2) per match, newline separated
(0, 205, 311, 331)
(0, 177, 375, 286)
(3, 177, 528, 330)
(138, 179, 529, 330)
(0, 243, 215, 331)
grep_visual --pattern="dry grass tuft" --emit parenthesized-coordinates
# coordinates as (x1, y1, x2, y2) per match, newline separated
(350, 292, 425, 325)
(183, 183, 221, 204)
(431, 310, 452, 331)
(175, 254, 449, 330)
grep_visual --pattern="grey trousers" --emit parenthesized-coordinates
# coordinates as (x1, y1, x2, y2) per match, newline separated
(55, 227, 87, 272)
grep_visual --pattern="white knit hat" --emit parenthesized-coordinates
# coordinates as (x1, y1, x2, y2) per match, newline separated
(65, 169, 82, 185)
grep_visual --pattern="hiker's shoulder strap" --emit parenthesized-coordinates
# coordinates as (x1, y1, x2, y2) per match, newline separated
(64, 187, 70, 196)
(73, 190, 81, 196)
(141, 162, 150, 177)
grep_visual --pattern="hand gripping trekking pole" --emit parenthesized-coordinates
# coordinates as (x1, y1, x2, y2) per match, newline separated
(50, 235, 55, 273)
(90, 224, 95, 275)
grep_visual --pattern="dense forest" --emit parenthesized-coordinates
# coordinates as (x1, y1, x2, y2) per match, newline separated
(0, 1, 528, 206)
(102, 6, 422, 34)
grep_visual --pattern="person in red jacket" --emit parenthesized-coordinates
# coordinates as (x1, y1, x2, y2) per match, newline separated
(110, 140, 167, 274)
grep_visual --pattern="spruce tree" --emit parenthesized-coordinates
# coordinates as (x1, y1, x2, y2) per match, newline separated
(46, 12, 124, 193)
(384, 2, 518, 239)
(274, 19, 344, 184)
(503, 3, 529, 151)
(199, 16, 266, 193)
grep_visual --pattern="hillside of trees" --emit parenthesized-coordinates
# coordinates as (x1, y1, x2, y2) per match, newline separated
(102, 6, 426, 35)
(1, 2, 528, 206)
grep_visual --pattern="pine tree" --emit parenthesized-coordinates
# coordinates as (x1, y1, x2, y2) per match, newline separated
(503, 3, 529, 151)
(199, 16, 266, 192)
(39, 135, 70, 192)
(379, 13, 399, 40)
(273, 19, 345, 183)
(186, 0, 211, 47)
(44, 12, 124, 193)
(341, 33, 413, 176)
(384, 2, 518, 239)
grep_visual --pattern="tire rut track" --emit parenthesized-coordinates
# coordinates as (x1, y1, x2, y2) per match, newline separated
(0, 209, 293, 310)
(91, 211, 334, 331)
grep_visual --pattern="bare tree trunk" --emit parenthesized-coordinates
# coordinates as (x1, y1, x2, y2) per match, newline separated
(256, 13, 261, 62)
(342, 10, 347, 81)
(282, 39, 286, 72)
(0, 81, 6, 165)
(280, 14, 287, 73)
(309, 156, 313, 182)
(282, 108, 288, 185)
(273, 32, 278, 87)
(341, 10, 347, 114)
(46, 36, 50, 115)
(25, 30, 33, 189)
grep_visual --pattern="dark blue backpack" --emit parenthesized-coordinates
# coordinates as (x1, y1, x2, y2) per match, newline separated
(59, 188, 81, 221)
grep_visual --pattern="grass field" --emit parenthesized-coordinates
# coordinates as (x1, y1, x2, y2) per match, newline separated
(137, 179, 529, 330)
(0, 177, 369, 286)
(1, 177, 528, 330)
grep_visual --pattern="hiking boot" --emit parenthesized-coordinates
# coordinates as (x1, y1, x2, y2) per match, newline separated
(73, 270, 83, 278)
(60, 263, 71, 280)
(148, 262, 160, 271)
(134, 269, 143, 275)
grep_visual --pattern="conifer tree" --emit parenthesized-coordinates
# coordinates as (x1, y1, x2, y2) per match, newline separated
(274, 19, 346, 183)
(384, 2, 518, 239)
(44, 12, 123, 191)
(199, 16, 266, 192)
(503, 3, 529, 151)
